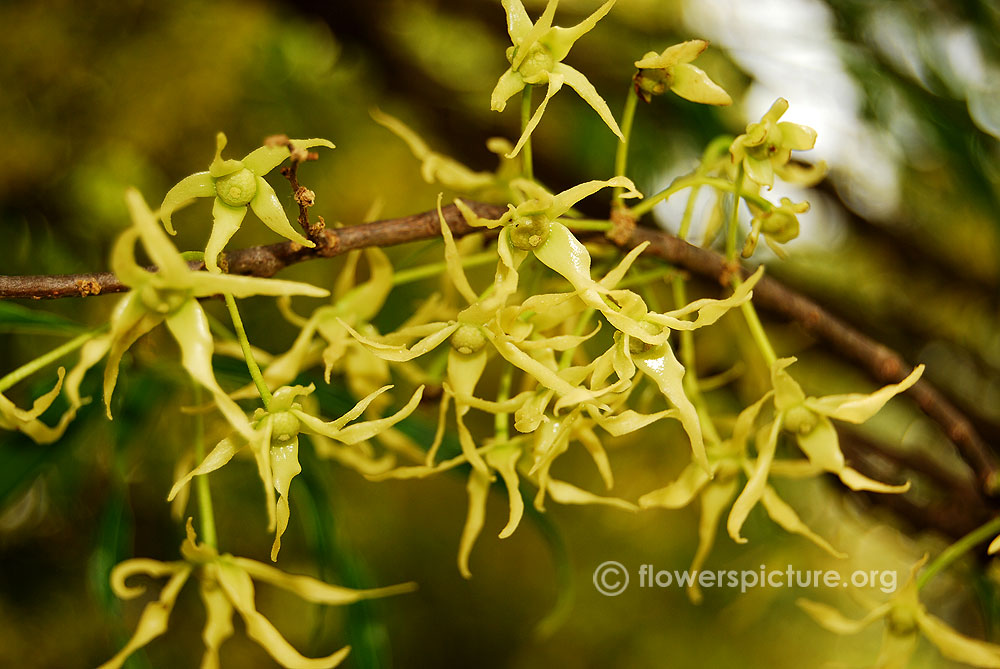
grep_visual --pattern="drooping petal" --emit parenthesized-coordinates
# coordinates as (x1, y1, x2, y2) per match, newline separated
(296, 386, 424, 445)
(794, 415, 845, 473)
(437, 194, 480, 305)
(760, 486, 846, 558)
(804, 365, 924, 423)
(796, 598, 891, 635)
(633, 345, 707, 471)
(103, 295, 165, 418)
(98, 567, 192, 669)
(205, 199, 248, 272)
(215, 562, 352, 669)
(917, 610, 1000, 667)
(687, 477, 739, 604)
(728, 416, 783, 543)
(458, 469, 491, 579)
(270, 437, 302, 561)
(340, 319, 458, 362)
(638, 461, 712, 509)
(250, 175, 315, 247)
(545, 478, 638, 512)
(159, 172, 215, 235)
(507, 73, 564, 158)
(490, 67, 526, 113)
(839, 467, 910, 494)
(488, 446, 525, 539)
(234, 557, 416, 603)
(164, 300, 255, 441)
(191, 271, 329, 300)
(198, 574, 236, 669)
(554, 62, 624, 139)
(0, 368, 75, 444)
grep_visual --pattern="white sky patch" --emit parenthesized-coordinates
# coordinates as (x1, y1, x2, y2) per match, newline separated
(681, 0, 902, 221)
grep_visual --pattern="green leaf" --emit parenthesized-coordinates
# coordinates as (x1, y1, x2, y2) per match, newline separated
(0, 302, 84, 335)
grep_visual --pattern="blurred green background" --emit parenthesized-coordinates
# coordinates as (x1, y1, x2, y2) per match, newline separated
(2, 0, 1000, 667)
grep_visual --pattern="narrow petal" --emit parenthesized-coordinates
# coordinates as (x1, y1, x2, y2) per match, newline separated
(545, 478, 638, 511)
(270, 438, 302, 561)
(638, 462, 712, 509)
(547, 178, 639, 220)
(242, 138, 334, 176)
(544, 0, 616, 62)
(159, 172, 215, 235)
(206, 199, 247, 272)
(192, 272, 329, 299)
(502, 0, 533, 42)
(340, 319, 457, 362)
(215, 563, 352, 669)
(250, 175, 314, 247)
(918, 611, 1000, 667)
(165, 300, 255, 441)
(804, 365, 924, 424)
(511, 0, 557, 67)
(760, 486, 846, 558)
(491, 67, 526, 113)
(438, 194, 480, 305)
(298, 386, 424, 445)
(648, 266, 763, 330)
(486, 446, 524, 539)
(635, 40, 708, 69)
(634, 345, 707, 471)
(839, 467, 910, 494)
(125, 188, 191, 279)
(209, 132, 243, 178)
(234, 557, 416, 603)
(459, 469, 491, 579)
(103, 298, 164, 418)
(797, 598, 890, 635)
(728, 417, 782, 543)
(688, 478, 739, 604)
(507, 74, 564, 158)
(770, 357, 806, 411)
(555, 63, 623, 139)
(795, 416, 846, 473)
(777, 122, 818, 151)
(168, 436, 244, 502)
(98, 567, 192, 669)
(198, 575, 236, 669)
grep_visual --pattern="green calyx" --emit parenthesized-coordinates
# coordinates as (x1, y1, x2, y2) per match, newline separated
(511, 43, 556, 82)
(215, 168, 257, 207)
(451, 324, 487, 355)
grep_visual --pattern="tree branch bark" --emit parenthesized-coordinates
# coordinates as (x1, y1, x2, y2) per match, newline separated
(1, 199, 997, 498)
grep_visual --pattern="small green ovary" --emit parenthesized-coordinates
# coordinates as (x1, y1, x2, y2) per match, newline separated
(451, 325, 487, 355)
(215, 168, 257, 207)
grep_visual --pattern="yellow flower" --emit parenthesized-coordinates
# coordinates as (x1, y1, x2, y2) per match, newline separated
(730, 98, 825, 188)
(742, 196, 809, 258)
(63, 190, 328, 441)
(640, 394, 845, 603)
(727, 357, 923, 544)
(491, 0, 623, 157)
(800, 557, 1000, 668)
(99, 519, 415, 669)
(633, 40, 732, 105)
(159, 133, 334, 271)
(168, 383, 423, 561)
(0, 367, 76, 444)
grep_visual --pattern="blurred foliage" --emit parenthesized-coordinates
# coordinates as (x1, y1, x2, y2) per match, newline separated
(2, 0, 1000, 667)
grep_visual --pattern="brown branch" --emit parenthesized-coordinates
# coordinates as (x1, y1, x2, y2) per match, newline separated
(1, 199, 996, 499)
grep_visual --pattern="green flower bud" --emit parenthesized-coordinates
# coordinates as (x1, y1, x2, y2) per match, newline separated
(450, 325, 487, 355)
(215, 168, 257, 207)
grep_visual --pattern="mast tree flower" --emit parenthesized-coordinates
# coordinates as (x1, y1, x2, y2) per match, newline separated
(0, 368, 76, 444)
(800, 557, 1000, 668)
(730, 98, 824, 188)
(633, 40, 732, 105)
(169, 383, 423, 560)
(158, 133, 334, 270)
(99, 519, 415, 669)
(491, 0, 623, 157)
(63, 189, 329, 439)
(727, 357, 923, 543)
